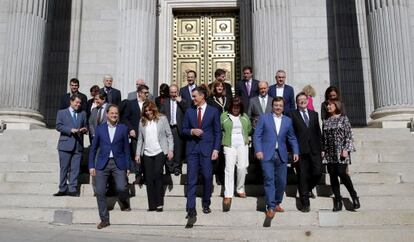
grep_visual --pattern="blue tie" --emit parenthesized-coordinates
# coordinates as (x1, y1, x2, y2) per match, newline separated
(302, 110, 309, 127)
(72, 111, 77, 125)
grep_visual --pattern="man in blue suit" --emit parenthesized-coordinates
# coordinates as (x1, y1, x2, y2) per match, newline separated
(88, 104, 131, 229)
(182, 86, 222, 228)
(268, 70, 295, 114)
(55, 94, 88, 197)
(179, 70, 197, 102)
(253, 96, 299, 220)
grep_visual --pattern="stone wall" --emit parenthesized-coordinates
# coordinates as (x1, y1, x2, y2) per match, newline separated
(0, 0, 9, 79)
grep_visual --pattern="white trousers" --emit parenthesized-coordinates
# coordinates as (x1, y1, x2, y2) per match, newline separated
(223, 144, 249, 198)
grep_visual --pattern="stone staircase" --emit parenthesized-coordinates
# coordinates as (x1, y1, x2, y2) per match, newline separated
(0, 128, 414, 241)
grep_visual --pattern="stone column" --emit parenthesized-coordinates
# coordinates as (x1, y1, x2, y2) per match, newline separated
(239, 0, 253, 69)
(0, 0, 49, 126)
(366, 0, 414, 125)
(251, 0, 293, 82)
(117, 0, 157, 97)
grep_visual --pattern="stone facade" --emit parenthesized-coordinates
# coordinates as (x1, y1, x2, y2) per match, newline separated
(0, 0, 413, 127)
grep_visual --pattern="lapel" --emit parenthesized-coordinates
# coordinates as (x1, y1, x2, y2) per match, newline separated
(296, 109, 307, 127)
(66, 108, 79, 127)
(102, 123, 112, 143)
(165, 98, 172, 121)
(201, 105, 209, 128)
(267, 113, 277, 136)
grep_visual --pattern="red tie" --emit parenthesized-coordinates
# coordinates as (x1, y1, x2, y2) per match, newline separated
(197, 107, 202, 128)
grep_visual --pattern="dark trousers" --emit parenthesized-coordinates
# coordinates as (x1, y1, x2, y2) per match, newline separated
(294, 153, 322, 206)
(327, 163, 357, 199)
(166, 126, 184, 172)
(143, 152, 166, 209)
(58, 149, 81, 193)
(95, 159, 129, 222)
(186, 150, 213, 210)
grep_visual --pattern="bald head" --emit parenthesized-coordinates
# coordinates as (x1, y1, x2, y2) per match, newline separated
(258, 81, 269, 96)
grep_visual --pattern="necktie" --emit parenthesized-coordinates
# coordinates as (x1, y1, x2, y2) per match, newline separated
(72, 111, 77, 125)
(302, 110, 309, 127)
(246, 81, 251, 96)
(261, 97, 266, 113)
(171, 101, 176, 125)
(197, 107, 202, 128)
(97, 107, 102, 124)
(106, 88, 112, 104)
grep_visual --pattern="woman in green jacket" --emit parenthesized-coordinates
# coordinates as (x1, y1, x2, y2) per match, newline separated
(220, 97, 252, 212)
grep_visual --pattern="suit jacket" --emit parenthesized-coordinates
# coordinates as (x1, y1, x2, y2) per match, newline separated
(59, 92, 88, 112)
(182, 105, 222, 157)
(100, 87, 121, 105)
(136, 115, 174, 156)
(159, 97, 189, 135)
(179, 85, 194, 102)
(56, 108, 87, 152)
(253, 113, 299, 163)
(121, 99, 141, 135)
(208, 82, 233, 100)
(88, 104, 109, 138)
(86, 98, 95, 120)
(235, 79, 259, 109)
(207, 96, 231, 114)
(288, 109, 322, 156)
(268, 84, 295, 114)
(88, 123, 131, 170)
(247, 95, 273, 126)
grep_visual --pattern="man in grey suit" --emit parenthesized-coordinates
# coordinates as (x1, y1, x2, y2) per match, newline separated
(88, 91, 108, 141)
(247, 81, 273, 128)
(54, 94, 88, 197)
(160, 84, 189, 175)
(127, 79, 154, 101)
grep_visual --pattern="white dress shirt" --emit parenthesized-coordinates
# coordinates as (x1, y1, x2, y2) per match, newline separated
(276, 85, 284, 97)
(273, 113, 283, 149)
(107, 122, 117, 158)
(144, 120, 163, 156)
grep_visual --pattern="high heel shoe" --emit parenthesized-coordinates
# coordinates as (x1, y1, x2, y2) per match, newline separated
(332, 197, 343, 212)
(352, 196, 360, 210)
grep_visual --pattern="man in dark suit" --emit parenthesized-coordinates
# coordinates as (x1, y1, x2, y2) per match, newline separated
(235, 66, 259, 109)
(121, 84, 149, 183)
(287, 92, 322, 212)
(253, 97, 299, 221)
(208, 68, 233, 100)
(269, 70, 295, 114)
(247, 81, 273, 128)
(54, 94, 88, 197)
(59, 78, 88, 112)
(86, 85, 100, 121)
(179, 70, 197, 102)
(88, 91, 108, 141)
(182, 86, 222, 228)
(100, 74, 121, 105)
(89, 104, 131, 229)
(159, 84, 189, 175)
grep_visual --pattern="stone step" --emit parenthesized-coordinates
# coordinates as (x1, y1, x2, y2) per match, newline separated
(0, 162, 59, 172)
(0, 194, 412, 211)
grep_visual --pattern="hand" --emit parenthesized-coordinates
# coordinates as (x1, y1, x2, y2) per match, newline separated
(293, 154, 299, 162)
(126, 170, 130, 176)
(256, 152, 264, 160)
(341, 150, 349, 158)
(135, 155, 141, 164)
(175, 95, 182, 102)
(71, 128, 79, 134)
(89, 168, 96, 177)
(167, 151, 174, 161)
(191, 128, 203, 137)
(129, 130, 136, 138)
(211, 150, 219, 160)
(79, 127, 88, 133)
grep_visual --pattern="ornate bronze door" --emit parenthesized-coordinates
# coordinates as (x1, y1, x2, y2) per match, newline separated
(172, 12, 240, 88)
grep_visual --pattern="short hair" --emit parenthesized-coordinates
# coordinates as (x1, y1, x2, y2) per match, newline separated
(70, 78, 79, 85)
(228, 96, 245, 115)
(214, 68, 226, 78)
(272, 96, 285, 105)
(187, 70, 197, 78)
(275, 70, 286, 77)
(295, 91, 307, 103)
(328, 100, 343, 115)
(192, 85, 208, 98)
(103, 74, 113, 80)
(324, 86, 341, 101)
(137, 84, 149, 93)
(90, 85, 100, 92)
(106, 104, 119, 113)
(242, 66, 252, 73)
(70, 93, 81, 101)
(210, 81, 226, 97)
(141, 101, 161, 126)
(169, 83, 179, 90)
(302, 84, 316, 97)
(96, 91, 107, 101)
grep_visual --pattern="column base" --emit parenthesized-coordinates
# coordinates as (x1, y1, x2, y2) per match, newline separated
(369, 107, 414, 129)
(0, 110, 45, 130)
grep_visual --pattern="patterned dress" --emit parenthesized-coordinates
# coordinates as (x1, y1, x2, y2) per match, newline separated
(322, 115, 356, 164)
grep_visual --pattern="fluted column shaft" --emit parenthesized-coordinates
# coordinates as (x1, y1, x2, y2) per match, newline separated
(0, 0, 48, 125)
(117, 0, 156, 97)
(366, 0, 414, 119)
(252, 0, 292, 82)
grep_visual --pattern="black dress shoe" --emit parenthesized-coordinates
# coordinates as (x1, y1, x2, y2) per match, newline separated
(156, 206, 163, 212)
(301, 205, 310, 213)
(202, 206, 211, 214)
(309, 191, 316, 199)
(333, 197, 343, 212)
(53, 191, 67, 196)
(148, 208, 156, 212)
(352, 196, 360, 210)
(97, 220, 110, 229)
(185, 209, 197, 229)
(67, 192, 79, 197)
(174, 169, 181, 176)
